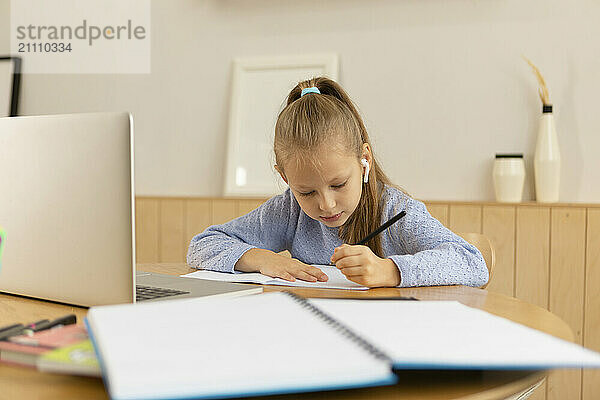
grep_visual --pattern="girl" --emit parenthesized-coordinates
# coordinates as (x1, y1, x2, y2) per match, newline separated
(187, 77, 488, 288)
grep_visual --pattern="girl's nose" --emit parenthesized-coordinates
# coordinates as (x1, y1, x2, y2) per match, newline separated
(319, 193, 336, 212)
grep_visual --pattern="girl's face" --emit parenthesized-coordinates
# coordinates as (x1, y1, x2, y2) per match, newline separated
(278, 146, 368, 228)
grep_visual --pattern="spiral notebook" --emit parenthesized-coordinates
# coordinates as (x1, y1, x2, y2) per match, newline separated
(86, 292, 600, 400)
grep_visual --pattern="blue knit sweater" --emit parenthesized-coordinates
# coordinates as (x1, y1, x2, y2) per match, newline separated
(187, 186, 488, 287)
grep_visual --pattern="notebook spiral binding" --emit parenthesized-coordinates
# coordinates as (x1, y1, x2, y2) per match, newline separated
(285, 292, 393, 364)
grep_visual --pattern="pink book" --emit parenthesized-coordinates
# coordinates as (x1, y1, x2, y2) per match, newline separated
(0, 341, 49, 367)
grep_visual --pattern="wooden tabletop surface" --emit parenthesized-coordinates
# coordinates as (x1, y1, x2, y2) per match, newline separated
(0, 263, 574, 400)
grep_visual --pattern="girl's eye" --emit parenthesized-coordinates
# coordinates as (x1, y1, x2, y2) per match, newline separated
(297, 181, 345, 196)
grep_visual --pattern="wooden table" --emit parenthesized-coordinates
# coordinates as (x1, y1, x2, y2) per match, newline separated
(0, 263, 574, 400)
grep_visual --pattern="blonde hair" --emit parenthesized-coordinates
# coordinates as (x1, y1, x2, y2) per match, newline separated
(274, 77, 398, 257)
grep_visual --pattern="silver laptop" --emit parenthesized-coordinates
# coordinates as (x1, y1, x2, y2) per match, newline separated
(0, 112, 261, 307)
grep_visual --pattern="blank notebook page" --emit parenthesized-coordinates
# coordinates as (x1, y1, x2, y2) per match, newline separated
(310, 299, 600, 369)
(183, 265, 368, 290)
(86, 293, 393, 400)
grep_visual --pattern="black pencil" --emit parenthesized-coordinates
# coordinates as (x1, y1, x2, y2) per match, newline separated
(356, 210, 406, 245)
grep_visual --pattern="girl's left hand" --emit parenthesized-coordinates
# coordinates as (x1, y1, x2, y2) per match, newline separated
(330, 244, 401, 287)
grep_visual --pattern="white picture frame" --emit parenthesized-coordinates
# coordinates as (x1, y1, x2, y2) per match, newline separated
(0, 57, 21, 117)
(223, 54, 339, 197)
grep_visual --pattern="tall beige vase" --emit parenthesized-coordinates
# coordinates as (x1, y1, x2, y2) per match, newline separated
(534, 105, 560, 203)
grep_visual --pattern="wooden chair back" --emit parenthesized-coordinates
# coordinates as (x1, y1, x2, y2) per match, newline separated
(457, 232, 495, 289)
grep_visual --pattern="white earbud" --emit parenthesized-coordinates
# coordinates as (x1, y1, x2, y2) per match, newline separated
(360, 158, 370, 183)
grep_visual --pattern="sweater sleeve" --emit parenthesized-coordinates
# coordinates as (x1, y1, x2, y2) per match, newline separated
(186, 191, 294, 273)
(385, 193, 489, 288)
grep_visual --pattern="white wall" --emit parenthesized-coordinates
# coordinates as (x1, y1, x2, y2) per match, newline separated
(1, 0, 599, 201)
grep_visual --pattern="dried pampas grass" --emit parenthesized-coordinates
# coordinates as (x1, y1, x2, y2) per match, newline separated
(523, 56, 551, 105)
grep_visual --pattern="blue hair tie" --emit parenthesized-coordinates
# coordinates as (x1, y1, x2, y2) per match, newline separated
(301, 87, 320, 97)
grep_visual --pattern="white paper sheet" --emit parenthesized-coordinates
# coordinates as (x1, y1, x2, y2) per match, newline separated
(310, 299, 600, 369)
(86, 293, 393, 400)
(182, 265, 368, 290)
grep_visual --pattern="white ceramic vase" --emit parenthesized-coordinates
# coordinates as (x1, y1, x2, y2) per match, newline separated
(493, 154, 525, 203)
(534, 105, 560, 203)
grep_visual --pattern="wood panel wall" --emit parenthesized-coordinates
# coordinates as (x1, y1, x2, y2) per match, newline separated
(135, 196, 600, 400)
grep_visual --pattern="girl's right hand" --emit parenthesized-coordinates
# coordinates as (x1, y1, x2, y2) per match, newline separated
(235, 248, 328, 282)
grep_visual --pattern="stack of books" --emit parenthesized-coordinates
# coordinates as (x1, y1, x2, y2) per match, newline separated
(0, 323, 100, 377)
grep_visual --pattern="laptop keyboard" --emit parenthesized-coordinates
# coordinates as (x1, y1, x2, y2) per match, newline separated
(136, 285, 190, 301)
